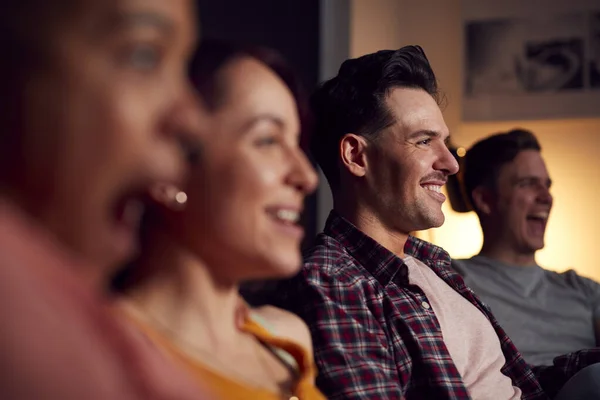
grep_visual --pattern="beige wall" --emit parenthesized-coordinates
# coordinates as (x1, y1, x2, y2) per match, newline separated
(350, 0, 600, 280)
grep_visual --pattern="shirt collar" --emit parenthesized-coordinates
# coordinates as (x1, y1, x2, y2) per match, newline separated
(323, 210, 452, 287)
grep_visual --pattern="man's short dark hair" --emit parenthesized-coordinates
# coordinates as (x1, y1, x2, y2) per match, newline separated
(463, 129, 541, 213)
(309, 45, 441, 191)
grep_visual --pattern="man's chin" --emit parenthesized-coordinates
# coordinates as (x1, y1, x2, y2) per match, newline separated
(411, 214, 445, 233)
(426, 211, 445, 229)
(528, 241, 545, 252)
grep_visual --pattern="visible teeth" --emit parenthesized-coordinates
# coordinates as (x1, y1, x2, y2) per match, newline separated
(530, 211, 549, 219)
(275, 209, 300, 223)
(423, 185, 441, 193)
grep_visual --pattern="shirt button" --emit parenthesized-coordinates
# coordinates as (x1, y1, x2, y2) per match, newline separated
(422, 301, 431, 310)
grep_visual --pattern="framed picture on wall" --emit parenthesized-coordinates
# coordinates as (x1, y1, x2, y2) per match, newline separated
(462, 0, 600, 121)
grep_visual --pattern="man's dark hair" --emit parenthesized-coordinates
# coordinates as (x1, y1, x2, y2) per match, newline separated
(463, 129, 541, 213)
(309, 45, 441, 191)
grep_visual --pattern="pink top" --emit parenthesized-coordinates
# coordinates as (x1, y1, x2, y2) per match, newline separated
(404, 256, 522, 400)
(0, 199, 209, 399)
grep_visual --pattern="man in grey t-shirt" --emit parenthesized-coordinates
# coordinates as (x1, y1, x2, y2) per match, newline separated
(453, 129, 600, 366)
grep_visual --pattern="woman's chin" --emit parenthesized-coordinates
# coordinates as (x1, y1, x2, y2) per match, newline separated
(246, 255, 303, 281)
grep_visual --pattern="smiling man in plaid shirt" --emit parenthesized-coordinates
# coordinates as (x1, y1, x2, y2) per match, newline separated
(265, 46, 600, 399)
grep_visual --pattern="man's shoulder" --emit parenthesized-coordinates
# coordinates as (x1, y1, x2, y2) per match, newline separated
(451, 256, 483, 265)
(270, 234, 380, 315)
(450, 256, 483, 275)
(277, 232, 377, 295)
(547, 268, 600, 293)
(302, 232, 359, 274)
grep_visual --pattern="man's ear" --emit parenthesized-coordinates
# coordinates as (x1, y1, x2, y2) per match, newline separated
(339, 133, 369, 178)
(471, 186, 495, 215)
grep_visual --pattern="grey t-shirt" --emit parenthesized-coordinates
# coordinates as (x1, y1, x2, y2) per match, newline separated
(452, 256, 600, 366)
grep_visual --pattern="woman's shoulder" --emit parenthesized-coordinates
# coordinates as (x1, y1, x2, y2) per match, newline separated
(251, 305, 313, 355)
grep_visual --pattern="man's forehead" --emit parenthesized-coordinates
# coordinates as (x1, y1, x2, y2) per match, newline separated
(384, 88, 448, 138)
(504, 150, 550, 179)
(514, 150, 547, 169)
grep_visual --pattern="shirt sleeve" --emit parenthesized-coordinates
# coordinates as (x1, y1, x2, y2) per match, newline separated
(532, 349, 600, 398)
(274, 264, 407, 400)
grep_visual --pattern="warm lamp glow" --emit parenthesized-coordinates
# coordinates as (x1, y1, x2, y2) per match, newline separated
(415, 187, 483, 259)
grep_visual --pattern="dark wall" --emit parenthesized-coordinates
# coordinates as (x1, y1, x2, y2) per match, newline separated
(197, 0, 320, 89)
(196, 0, 321, 245)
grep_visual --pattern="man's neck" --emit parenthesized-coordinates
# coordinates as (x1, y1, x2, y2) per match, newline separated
(479, 240, 536, 266)
(334, 200, 409, 258)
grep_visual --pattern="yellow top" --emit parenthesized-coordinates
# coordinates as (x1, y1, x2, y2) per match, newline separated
(127, 312, 326, 400)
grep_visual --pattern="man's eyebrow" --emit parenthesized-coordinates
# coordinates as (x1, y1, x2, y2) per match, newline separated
(408, 129, 451, 143)
(406, 130, 454, 148)
(515, 176, 553, 186)
(112, 11, 174, 34)
(407, 130, 441, 139)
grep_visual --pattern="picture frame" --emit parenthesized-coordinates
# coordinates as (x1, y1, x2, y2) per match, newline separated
(462, 0, 600, 121)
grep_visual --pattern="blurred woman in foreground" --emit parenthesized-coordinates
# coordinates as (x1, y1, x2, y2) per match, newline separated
(117, 40, 324, 399)
(0, 0, 209, 398)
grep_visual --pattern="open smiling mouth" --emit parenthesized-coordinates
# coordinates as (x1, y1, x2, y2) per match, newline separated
(422, 184, 446, 202)
(113, 194, 145, 232)
(526, 211, 549, 235)
(272, 209, 300, 224)
(266, 207, 304, 238)
(107, 188, 151, 258)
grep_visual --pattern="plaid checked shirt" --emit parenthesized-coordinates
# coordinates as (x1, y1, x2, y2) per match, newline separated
(268, 211, 600, 399)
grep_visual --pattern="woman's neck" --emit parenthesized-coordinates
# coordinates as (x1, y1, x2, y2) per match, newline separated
(123, 230, 245, 353)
